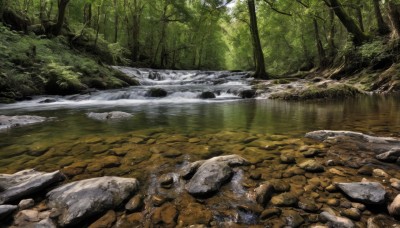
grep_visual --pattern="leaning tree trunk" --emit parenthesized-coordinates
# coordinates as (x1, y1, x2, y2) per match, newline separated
(52, 0, 70, 36)
(373, 0, 390, 35)
(327, 0, 369, 45)
(355, 0, 364, 32)
(388, 1, 400, 39)
(247, 0, 268, 79)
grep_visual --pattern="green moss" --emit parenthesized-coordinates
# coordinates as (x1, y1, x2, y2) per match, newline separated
(0, 23, 138, 102)
(270, 84, 362, 100)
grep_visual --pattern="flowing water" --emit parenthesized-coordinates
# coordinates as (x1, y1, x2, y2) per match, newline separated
(1, 68, 400, 226)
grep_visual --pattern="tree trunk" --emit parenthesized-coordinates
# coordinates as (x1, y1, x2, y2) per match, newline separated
(327, 0, 369, 45)
(113, 0, 119, 43)
(388, 1, 400, 38)
(131, 0, 141, 62)
(95, 5, 101, 47)
(373, 0, 390, 35)
(355, 0, 364, 32)
(247, 0, 268, 79)
(327, 9, 337, 60)
(83, 3, 92, 26)
(52, 0, 69, 36)
(313, 18, 327, 68)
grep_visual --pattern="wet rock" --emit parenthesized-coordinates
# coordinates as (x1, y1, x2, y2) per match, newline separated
(299, 160, 325, 173)
(116, 212, 143, 227)
(185, 155, 249, 196)
(325, 184, 337, 193)
(88, 210, 116, 228)
(284, 210, 304, 228)
(390, 178, 400, 190)
(388, 194, 400, 217)
(271, 193, 298, 207)
(270, 180, 291, 193)
(39, 98, 58, 103)
(180, 161, 205, 179)
(47, 176, 139, 226)
(125, 194, 143, 212)
(376, 148, 400, 162)
(298, 198, 321, 213)
(239, 90, 256, 99)
(177, 203, 212, 226)
(14, 209, 40, 225)
(0, 205, 18, 220)
(251, 182, 274, 205)
(152, 195, 167, 207)
(0, 115, 49, 130)
(18, 199, 35, 210)
(152, 203, 178, 227)
(0, 169, 65, 204)
(341, 208, 361, 221)
(35, 218, 57, 228)
(351, 203, 366, 211)
(357, 166, 374, 176)
(280, 154, 296, 164)
(86, 111, 133, 121)
(305, 130, 400, 153)
(199, 91, 216, 99)
(372, 169, 389, 178)
(260, 208, 281, 220)
(367, 214, 400, 228)
(336, 182, 386, 204)
(319, 211, 355, 228)
(327, 198, 340, 206)
(303, 148, 323, 158)
(146, 88, 167, 97)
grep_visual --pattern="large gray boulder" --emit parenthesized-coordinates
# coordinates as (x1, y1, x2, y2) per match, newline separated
(86, 112, 133, 121)
(0, 205, 18, 220)
(185, 155, 249, 196)
(0, 115, 49, 131)
(46, 176, 139, 226)
(0, 169, 65, 204)
(336, 182, 386, 204)
(305, 130, 400, 153)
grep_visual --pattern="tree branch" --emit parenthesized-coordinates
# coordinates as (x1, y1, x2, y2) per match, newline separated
(263, 0, 292, 16)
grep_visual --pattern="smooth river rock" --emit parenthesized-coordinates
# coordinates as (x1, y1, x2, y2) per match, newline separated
(86, 111, 133, 121)
(305, 130, 400, 153)
(0, 205, 18, 220)
(376, 148, 400, 162)
(0, 115, 49, 130)
(0, 169, 65, 204)
(185, 155, 249, 196)
(319, 211, 355, 228)
(388, 194, 400, 217)
(336, 182, 386, 204)
(47, 176, 139, 226)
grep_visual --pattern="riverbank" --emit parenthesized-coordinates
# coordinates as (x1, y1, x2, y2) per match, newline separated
(0, 24, 138, 104)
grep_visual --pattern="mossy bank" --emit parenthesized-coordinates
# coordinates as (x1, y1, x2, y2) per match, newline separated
(0, 24, 138, 103)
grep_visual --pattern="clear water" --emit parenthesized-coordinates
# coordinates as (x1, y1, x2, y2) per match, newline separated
(0, 68, 400, 225)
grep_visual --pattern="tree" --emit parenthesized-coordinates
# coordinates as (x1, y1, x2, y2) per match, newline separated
(247, 0, 268, 79)
(326, 0, 370, 45)
(373, 0, 390, 35)
(52, 0, 70, 36)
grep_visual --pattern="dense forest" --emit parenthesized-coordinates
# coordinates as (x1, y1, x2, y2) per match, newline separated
(1, 0, 400, 102)
(1, 0, 400, 73)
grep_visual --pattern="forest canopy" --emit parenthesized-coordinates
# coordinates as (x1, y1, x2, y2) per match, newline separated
(1, 0, 400, 76)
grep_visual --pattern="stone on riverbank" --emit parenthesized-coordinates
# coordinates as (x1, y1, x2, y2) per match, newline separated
(47, 176, 139, 226)
(336, 182, 386, 204)
(185, 155, 249, 196)
(0, 115, 49, 130)
(319, 211, 355, 228)
(86, 111, 133, 121)
(0, 169, 65, 204)
(0, 205, 18, 220)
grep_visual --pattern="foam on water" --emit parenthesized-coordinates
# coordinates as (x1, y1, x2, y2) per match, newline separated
(0, 67, 253, 110)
